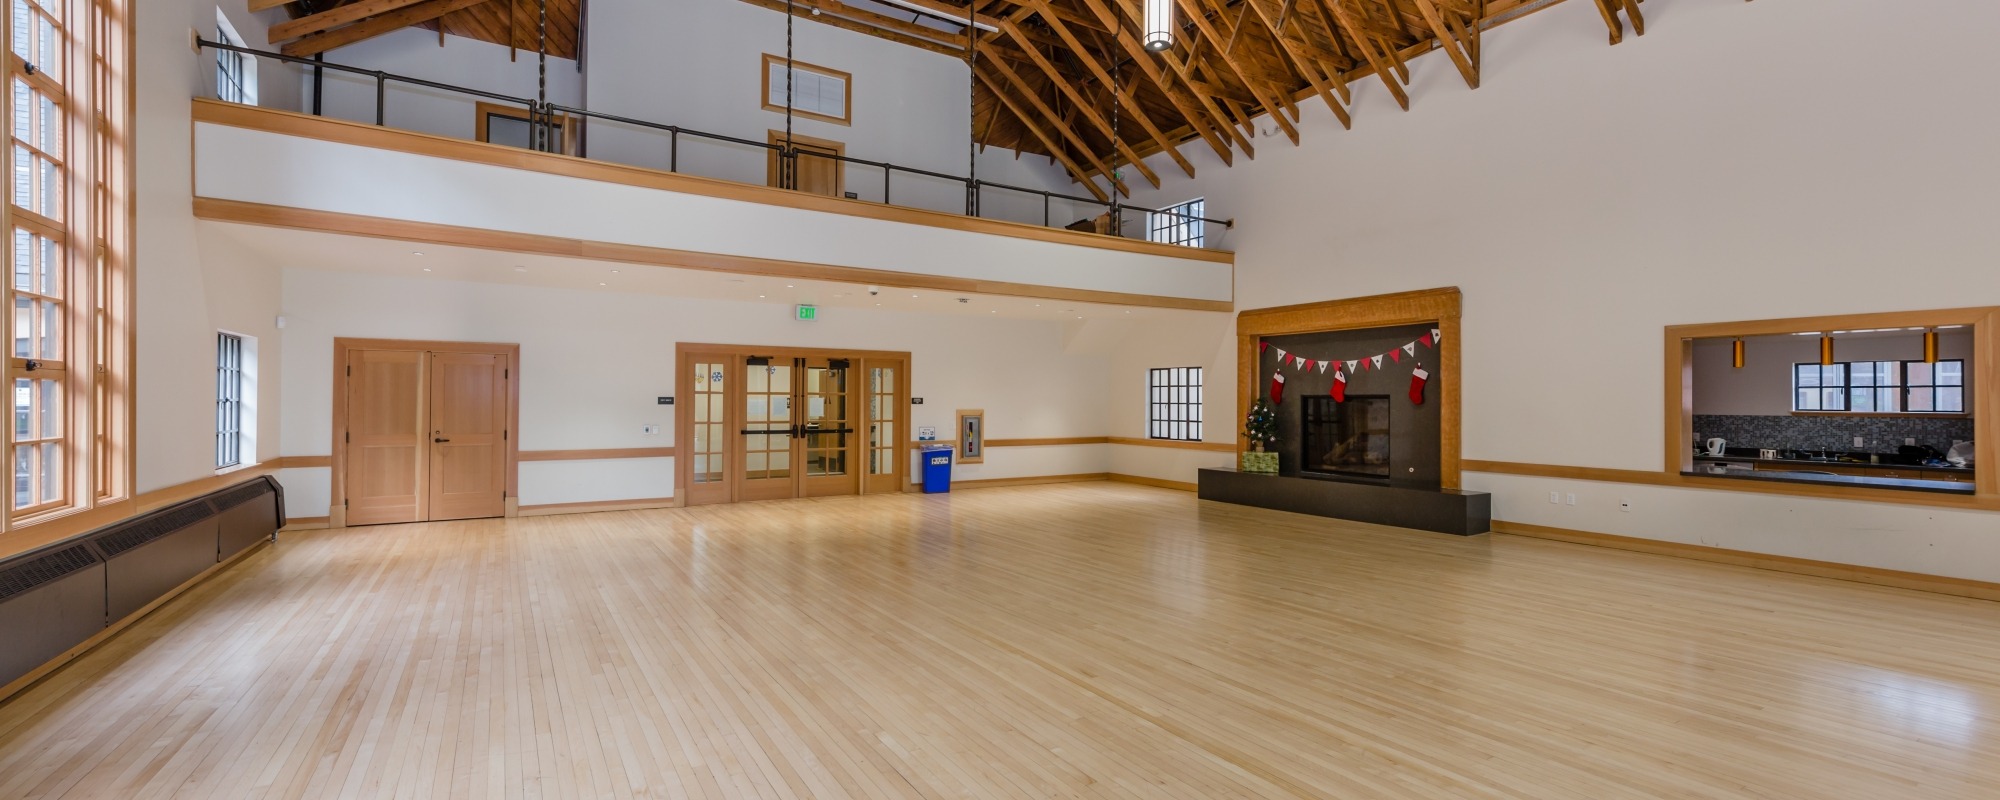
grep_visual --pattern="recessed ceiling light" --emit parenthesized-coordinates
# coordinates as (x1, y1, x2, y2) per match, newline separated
(598, 282, 607, 286)
(990, 310, 996, 313)
(786, 284, 795, 288)
(1075, 316, 1084, 320)
(611, 270, 620, 274)
(514, 266, 527, 272)
(758, 294, 766, 298)
(411, 251, 424, 256)
(911, 294, 919, 298)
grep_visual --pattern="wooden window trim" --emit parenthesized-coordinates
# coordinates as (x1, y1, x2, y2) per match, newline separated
(1667, 308, 1997, 500)
(759, 53, 851, 126)
(472, 100, 578, 154)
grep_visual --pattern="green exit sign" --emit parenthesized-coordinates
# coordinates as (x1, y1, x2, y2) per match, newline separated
(795, 304, 817, 321)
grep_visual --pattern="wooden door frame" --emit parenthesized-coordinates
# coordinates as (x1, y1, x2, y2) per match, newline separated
(766, 129, 846, 196)
(330, 338, 521, 528)
(674, 342, 909, 504)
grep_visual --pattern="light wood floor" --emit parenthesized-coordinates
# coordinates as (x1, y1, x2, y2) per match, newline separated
(2, 483, 1998, 799)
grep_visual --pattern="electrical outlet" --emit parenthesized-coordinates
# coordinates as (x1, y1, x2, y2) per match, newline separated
(1619, 499, 1632, 513)
(642, 425, 660, 435)
(1548, 491, 1560, 504)
(1566, 493, 1578, 506)
(1905, 438, 1917, 446)
(1854, 436, 1866, 448)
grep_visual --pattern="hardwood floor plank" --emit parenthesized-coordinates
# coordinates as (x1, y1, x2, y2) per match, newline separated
(3, 483, 1999, 798)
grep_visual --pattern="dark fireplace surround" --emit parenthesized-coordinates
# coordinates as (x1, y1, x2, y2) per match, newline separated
(1199, 316, 1490, 536)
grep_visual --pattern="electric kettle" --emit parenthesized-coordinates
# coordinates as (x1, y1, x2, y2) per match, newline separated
(1706, 438, 1727, 456)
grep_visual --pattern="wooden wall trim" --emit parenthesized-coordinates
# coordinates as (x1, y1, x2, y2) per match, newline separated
(986, 436, 1107, 447)
(190, 100, 1234, 265)
(517, 497, 680, 516)
(1107, 473, 1199, 492)
(1463, 459, 2000, 512)
(1237, 288, 1463, 489)
(948, 473, 1109, 489)
(519, 448, 677, 462)
(1105, 436, 1235, 452)
(193, 198, 1233, 313)
(1494, 520, 2000, 604)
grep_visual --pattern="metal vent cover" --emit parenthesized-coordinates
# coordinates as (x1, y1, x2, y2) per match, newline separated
(211, 481, 269, 512)
(94, 501, 216, 557)
(0, 544, 102, 603)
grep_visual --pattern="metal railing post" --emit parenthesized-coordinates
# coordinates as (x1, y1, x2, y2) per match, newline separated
(374, 73, 385, 125)
(1043, 193, 1050, 227)
(883, 168, 890, 205)
(669, 129, 679, 172)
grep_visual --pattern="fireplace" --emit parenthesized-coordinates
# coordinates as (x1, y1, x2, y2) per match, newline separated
(1301, 395, 1391, 480)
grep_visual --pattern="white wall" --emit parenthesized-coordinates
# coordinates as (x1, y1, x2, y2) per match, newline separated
(1693, 331, 1976, 416)
(1105, 0, 2000, 578)
(583, 0, 1092, 225)
(311, 27, 584, 142)
(276, 267, 1114, 514)
(138, 0, 290, 492)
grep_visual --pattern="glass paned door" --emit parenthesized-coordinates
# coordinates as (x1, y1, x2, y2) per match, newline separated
(736, 359, 796, 502)
(863, 361, 901, 494)
(799, 358, 858, 497)
(685, 359, 730, 505)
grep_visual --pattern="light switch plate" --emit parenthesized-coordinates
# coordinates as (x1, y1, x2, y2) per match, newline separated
(642, 425, 660, 435)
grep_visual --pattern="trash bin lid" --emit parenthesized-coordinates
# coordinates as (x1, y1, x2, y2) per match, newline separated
(919, 443, 955, 452)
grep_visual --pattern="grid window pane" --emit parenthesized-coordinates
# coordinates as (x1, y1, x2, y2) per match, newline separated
(1146, 367, 1202, 442)
(1147, 198, 1204, 248)
(215, 333, 244, 468)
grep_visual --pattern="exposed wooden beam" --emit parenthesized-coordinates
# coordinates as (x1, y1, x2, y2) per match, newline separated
(973, 67, 1115, 202)
(1084, 0, 1242, 163)
(248, 0, 294, 11)
(1325, 0, 1406, 110)
(1241, 0, 1353, 126)
(1026, 0, 1197, 178)
(1411, 0, 1477, 88)
(1176, 0, 1300, 145)
(1593, 0, 1644, 45)
(980, 55, 1131, 196)
(995, 18, 1163, 189)
(282, 0, 496, 57)
(730, 0, 969, 56)
(268, 0, 433, 43)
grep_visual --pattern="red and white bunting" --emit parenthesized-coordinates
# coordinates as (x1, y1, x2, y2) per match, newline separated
(1293, 355, 1309, 371)
(1431, 328, 1443, 344)
(1403, 342, 1417, 358)
(1316, 360, 1330, 374)
(1345, 359, 1359, 373)
(1370, 354, 1384, 370)
(1274, 347, 1288, 362)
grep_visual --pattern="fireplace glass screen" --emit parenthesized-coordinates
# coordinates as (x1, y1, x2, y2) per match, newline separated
(1301, 395, 1390, 479)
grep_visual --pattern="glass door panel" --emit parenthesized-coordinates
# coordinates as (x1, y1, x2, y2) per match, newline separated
(737, 360, 797, 501)
(799, 358, 859, 497)
(862, 360, 902, 494)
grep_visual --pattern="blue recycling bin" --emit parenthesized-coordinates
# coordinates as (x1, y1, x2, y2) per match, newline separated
(920, 443, 954, 493)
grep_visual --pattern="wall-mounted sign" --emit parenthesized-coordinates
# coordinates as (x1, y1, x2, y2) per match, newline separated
(658, 397, 674, 405)
(917, 426, 937, 440)
(796, 304, 817, 321)
(911, 397, 924, 404)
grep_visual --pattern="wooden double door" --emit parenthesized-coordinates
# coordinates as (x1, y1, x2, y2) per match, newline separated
(679, 345, 907, 506)
(336, 340, 518, 527)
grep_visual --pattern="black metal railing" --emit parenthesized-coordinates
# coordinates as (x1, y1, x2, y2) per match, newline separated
(195, 38, 1232, 242)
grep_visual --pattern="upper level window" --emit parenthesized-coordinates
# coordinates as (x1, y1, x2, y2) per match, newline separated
(214, 8, 254, 105)
(1148, 198, 1204, 248)
(762, 54, 849, 126)
(1793, 360, 1964, 413)
(1148, 367, 1202, 441)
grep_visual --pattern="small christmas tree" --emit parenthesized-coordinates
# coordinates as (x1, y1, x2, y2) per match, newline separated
(1243, 398, 1279, 453)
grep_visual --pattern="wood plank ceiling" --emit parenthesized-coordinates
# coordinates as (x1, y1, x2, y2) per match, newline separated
(256, 0, 1656, 198)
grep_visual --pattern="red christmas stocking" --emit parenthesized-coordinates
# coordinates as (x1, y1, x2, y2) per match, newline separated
(1331, 369, 1348, 403)
(1270, 371, 1286, 405)
(1409, 366, 1430, 406)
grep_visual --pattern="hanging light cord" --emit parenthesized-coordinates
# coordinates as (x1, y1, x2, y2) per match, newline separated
(785, 0, 795, 189)
(537, 0, 548, 151)
(967, 4, 978, 216)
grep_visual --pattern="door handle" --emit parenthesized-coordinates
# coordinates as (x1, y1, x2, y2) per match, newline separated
(434, 437, 451, 443)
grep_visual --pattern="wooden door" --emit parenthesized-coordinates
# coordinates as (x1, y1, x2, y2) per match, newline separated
(767, 131, 844, 197)
(798, 357, 860, 497)
(344, 349, 428, 526)
(683, 355, 732, 506)
(861, 358, 903, 494)
(427, 352, 510, 521)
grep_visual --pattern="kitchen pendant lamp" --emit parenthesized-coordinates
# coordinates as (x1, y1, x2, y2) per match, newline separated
(1923, 328, 1940, 363)
(1819, 334, 1835, 366)
(1731, 338, 1745, 369)
(1143, 0, 1174, 51)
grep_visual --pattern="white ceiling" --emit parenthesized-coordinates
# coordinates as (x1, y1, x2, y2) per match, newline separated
(201, 221, 1218, 324)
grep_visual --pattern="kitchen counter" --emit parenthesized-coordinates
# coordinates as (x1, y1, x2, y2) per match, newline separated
(1691, 454, 1973, 494)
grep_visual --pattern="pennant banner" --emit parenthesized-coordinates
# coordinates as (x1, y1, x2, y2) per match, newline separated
(1371, 354, 1384, 369)
(1294, 356, 1309, 371)
(1316, 360, 1330, 374)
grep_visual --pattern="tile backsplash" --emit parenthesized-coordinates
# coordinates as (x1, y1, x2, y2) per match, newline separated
(1693, 414, 1973, 454)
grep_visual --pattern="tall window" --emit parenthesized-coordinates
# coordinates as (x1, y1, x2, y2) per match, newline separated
(216, 333, 243, 468)
(1148, 198, 1204, 248)
(1148, 367, 1203, 441)
(6, 0, 130, 525)
(1793, 360, 1965, 413)
(213, 9, 254, 105)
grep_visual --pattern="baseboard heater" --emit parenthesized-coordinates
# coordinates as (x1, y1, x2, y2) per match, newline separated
(0, 476, 285, 694)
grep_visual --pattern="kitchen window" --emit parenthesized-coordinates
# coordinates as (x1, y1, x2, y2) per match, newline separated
(1148, 367, 1202, 441)
(1792, 360, 1964, 413)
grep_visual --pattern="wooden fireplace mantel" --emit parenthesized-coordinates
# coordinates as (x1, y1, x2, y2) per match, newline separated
(1236, 287, 1464, 490)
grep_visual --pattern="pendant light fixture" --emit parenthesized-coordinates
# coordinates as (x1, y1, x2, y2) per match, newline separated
(1143, 0, 1175, 51)
(1731, 338, 1745, 369)
(1819, 333, 1835, 366)
(1922, 327, 1940, 363)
